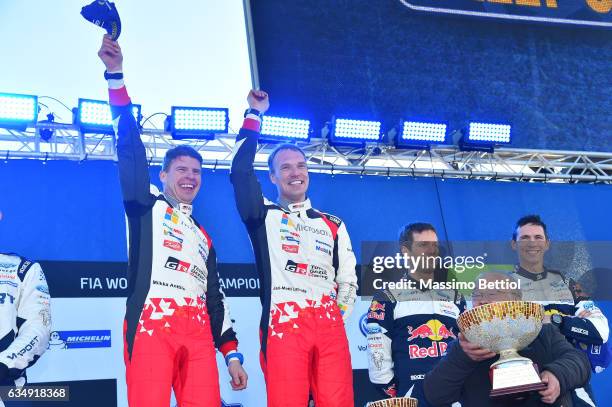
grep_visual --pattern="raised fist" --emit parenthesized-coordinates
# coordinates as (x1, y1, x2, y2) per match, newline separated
(98, 34, 123, 72)
(247, 89, 269, 114)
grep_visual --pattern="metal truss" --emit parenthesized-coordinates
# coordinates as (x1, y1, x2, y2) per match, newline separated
(2, 123, 612, 184)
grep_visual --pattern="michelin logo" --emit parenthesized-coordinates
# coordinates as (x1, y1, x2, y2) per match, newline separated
(47, 330, 111, 349)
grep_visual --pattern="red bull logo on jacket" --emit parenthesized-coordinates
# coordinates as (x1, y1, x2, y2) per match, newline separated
(370, 301, 386, 313)
(407, 319, 456, 359)
(368, 301, 387, 320)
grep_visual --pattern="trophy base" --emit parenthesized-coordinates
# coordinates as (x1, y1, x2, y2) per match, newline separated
(490, 362, 547, 399)
(490, 381, 548, 398)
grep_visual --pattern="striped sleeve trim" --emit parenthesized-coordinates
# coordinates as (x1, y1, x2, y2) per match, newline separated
(108, 86, 131, 106)
(219, 340, 238, 356)
(242, 118, 261, 132)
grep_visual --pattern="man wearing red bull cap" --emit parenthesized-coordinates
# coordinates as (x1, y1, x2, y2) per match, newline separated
(367, 223, 465, 404)
(424, 271, 591, 406)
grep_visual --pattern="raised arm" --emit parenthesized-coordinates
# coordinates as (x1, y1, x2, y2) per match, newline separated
(98, 35, 153, 211)
(229, 90, 269, 225)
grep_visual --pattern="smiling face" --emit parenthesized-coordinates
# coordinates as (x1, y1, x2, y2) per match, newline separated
(269, 148, 309, 203)
(159, 155, 202, 204)
(511, 223, 550, 269)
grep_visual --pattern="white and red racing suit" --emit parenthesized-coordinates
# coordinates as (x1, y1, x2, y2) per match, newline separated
(230, 116, 358, 407)
(109, 80, 238, 407)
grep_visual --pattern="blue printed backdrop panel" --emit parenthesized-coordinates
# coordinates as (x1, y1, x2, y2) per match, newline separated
(2, 159, 612, 259)
(1, 159, 611, 406)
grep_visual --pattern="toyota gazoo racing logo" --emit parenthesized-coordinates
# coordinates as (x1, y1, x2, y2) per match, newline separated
(284, 261, 328, 280)
(406, 319, 456, 359)
(164, 257, 191, 273)
(285, 260, 308, 275)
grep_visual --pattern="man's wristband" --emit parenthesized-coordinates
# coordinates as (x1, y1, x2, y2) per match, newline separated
(244, 108, 263, 119)
(104, 70, 124, 80)
(225, 352, 244, 366)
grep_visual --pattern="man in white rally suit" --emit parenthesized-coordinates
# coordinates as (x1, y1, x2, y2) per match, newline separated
(230, 90, 358, 406)
(0, 253, 51, 406)
(511, 215, 609, 407)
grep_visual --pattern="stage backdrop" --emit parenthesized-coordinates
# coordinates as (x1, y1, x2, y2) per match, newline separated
(0, 159, 611, 406)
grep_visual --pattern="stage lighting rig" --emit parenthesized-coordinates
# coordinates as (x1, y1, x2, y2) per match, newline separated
(0, 92, 38, 130)
(393, 120, 448, 149)
(329, 117, 382, 145)
(76, 98, 141, 134)
(168, 106, 228, 140)
(260, 116, 310, 143)
(459, 122, 512, 152)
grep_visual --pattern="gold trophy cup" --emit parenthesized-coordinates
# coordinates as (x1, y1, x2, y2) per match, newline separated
(368, 397, 418, 407)
(457, 301, 547, 398)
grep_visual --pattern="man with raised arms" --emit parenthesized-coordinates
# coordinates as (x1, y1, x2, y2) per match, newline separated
(98, 35, 246, 406)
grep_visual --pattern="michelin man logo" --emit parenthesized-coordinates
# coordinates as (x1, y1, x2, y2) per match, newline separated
(47, 331, 66, 350)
